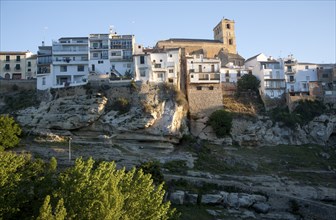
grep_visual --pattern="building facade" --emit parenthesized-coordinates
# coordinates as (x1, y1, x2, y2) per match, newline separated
(283, 55, 318, 96)
(245, 53, 286, 108)
(0, 51, 36, 80)
(134, 48, 181, 89)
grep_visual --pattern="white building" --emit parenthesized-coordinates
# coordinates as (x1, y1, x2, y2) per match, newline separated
(109, 34, 135, 78)
(283, 55, 318, 95)
(37, 37, 89, 90)
(134, 47, 181, 89)
(0, 51, 36, 80)
(220, 65, 249, 83)
(187, 54, 221, 84)
(89, 34, 110, 75)
(245, 53, 286, 100)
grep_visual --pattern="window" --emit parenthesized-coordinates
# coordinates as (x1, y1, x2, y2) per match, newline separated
(302, 83, 307, 89)
(42, 77, 46, 85)
(270, 90, 274, 97)
(211, 65, 215, 72)
(226, 24, 231, 29)
(237, 71, 241, 77)
(305, 65, 309, 69)
(157, 73, 163, 78)
(16, 56, 20, 61)
(28, 61, 31, 67)
(15, 64, 21, 70)
(289, 76, 294, 82)
(60, 66, 67, 72)
(229, 39, 233, 45)
(225, 78, 230, 82)
(198, 65, 202, 72)
(140, 70, 146, 77)
(169, 54, 172, 58)
(92, 42, 99, 48)
(169, 69, 174, 73)
(78, 65, 84, 72)
(209, 86, 214, 90)
(322, 73, 329, 78)
(98, 60, 104, 64)
(127, 63, 131, 68)
(28, 68, 31, 72)
(5, 55, 10, 61)
(196, 86, 202, 90)
(5, 64, 10, 70)
(140, 56, 145, 64)
(93, 53, 98, 58)
(154, 64, 161, 68)
(160, 59, 162, 62)
(190, 74, 194, 78)
(189, 69, 194, 73)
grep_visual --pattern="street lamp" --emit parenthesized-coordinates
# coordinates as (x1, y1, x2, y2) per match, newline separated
(68, 137, 72, 162)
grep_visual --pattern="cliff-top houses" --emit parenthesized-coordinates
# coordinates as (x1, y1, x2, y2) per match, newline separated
(1, 18, 335, 110)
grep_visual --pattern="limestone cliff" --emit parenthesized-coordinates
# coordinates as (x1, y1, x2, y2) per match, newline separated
(16, 84, 188, 145)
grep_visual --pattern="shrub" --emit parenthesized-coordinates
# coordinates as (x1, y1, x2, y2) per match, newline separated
(0, 115, 22, 150)
(208, 110, 232, 138)
(293, 100, 326, 124)
(237, 74, 260, 93)
(111, 97, 131, 114)
(137, 160, 164, 185)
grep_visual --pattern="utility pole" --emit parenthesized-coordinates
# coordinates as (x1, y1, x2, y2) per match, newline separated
(68, 137, 72, 162)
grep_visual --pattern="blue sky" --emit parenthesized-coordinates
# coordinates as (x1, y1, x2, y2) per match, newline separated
(0, 0, 335, 63)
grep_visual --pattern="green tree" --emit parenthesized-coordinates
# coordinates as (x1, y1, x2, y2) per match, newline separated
(36, 195, 67, 220)
(208, 109, 232, 138)
(137, 160, 164, 185)
(0, 115, 22, 150)
(55, 157, 174, 220)
(237, 74, 260, 93)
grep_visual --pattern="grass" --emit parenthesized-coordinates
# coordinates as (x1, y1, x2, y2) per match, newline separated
(184, 142, 336, 186)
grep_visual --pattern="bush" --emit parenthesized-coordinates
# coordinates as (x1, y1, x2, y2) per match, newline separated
(111, 97, 131, 114)
(208, 110, 232, 138)
(293, 100, 326, 124)
(0, 115, 22, 150)
(137, 160, 164, 185)
(270, 100, 326, 129)
(237, 74, 260, 93)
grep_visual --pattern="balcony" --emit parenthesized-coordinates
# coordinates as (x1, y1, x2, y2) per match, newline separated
(90, 45, 109, 50)
(284, 60, 296, 66)
(52, 48, 88, 55)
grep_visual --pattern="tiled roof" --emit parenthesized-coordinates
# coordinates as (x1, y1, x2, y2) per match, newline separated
(245, 53, 262, 63)
(0, 51, 30, 55)
(160, 38, 222, 43)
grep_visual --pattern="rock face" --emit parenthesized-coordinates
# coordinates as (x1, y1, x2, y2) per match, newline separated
(229, 115, 336, 146)
(17, 94, 107, 130)
(191, 109, 336, 146)
(16, 84, 188, 146)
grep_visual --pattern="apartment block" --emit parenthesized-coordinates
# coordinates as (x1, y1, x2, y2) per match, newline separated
(0, 51, 36, 80)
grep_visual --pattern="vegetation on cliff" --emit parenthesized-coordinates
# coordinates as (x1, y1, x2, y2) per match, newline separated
(0, 115, 22, 150)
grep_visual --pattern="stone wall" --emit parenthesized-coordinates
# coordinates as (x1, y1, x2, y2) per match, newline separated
(156, 41, 225, 58)
(187, 83, 223, 116)
(0, 80, 36, 92)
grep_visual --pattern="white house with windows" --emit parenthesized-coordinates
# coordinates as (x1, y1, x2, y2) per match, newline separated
(37, 37, 89, 90)
(134, 47, 181, 88)
(220, 66, 249, 83)
(283, 55, 317, 95)
(89, 34, 110, 75)
(245, 53, 286, 99)
(187, 54, 221, 84)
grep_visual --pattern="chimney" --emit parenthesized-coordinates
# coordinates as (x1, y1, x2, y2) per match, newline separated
(42, 41, 45, 46)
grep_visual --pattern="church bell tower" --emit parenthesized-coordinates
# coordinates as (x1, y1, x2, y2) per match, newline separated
(213, 18, 237, 54)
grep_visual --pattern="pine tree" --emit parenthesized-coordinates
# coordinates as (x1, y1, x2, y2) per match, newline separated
(0, 115, 22, 150)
